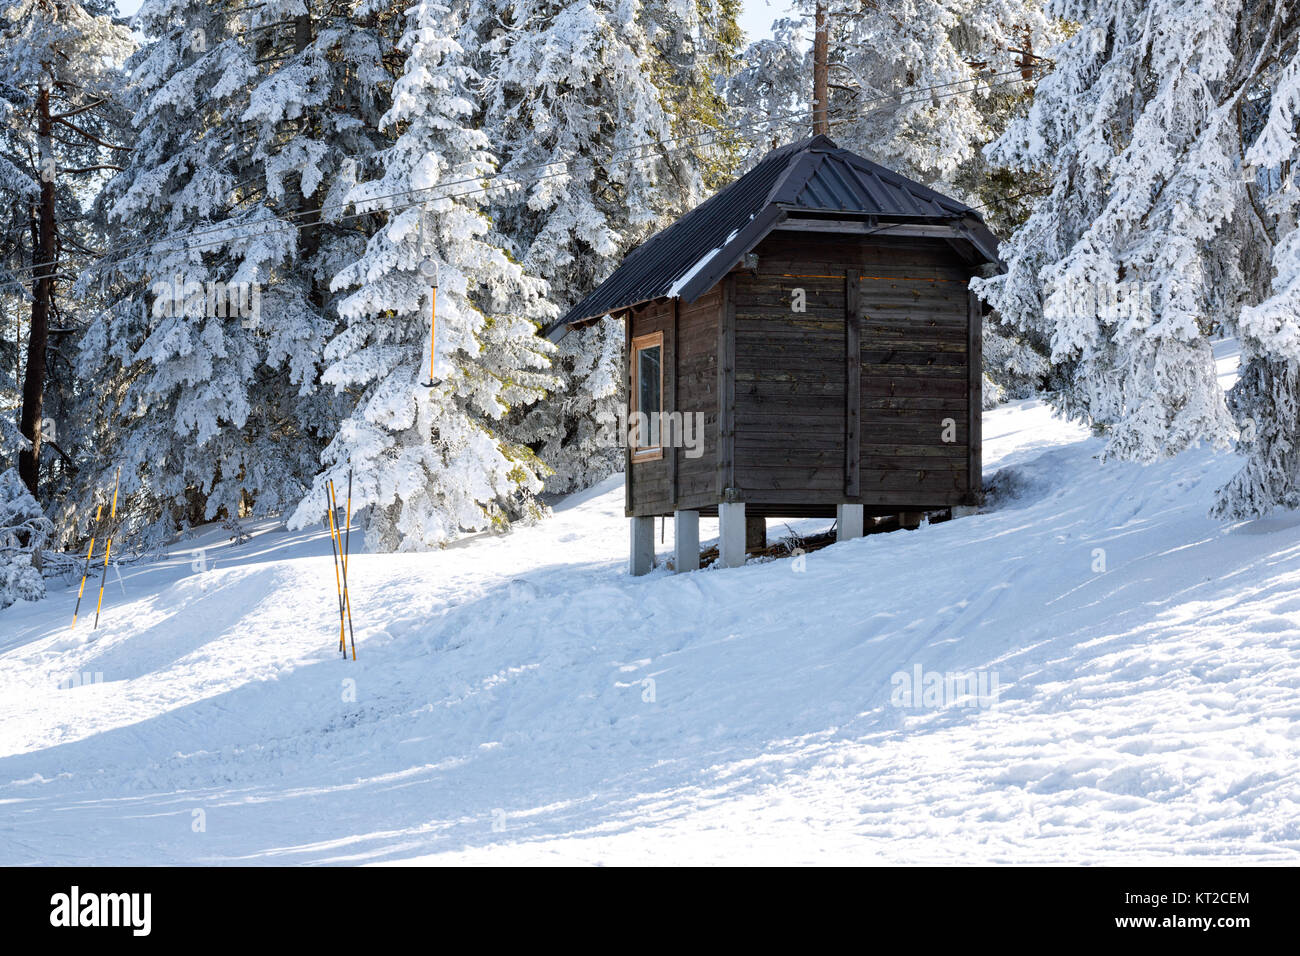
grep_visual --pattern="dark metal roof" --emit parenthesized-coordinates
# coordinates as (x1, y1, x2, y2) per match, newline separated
(546, 134, 1002, 340)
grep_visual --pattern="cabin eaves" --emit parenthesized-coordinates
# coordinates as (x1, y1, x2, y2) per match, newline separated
(544, 134, 1003, 341)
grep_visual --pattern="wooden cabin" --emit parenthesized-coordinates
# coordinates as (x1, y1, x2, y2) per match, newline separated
(544, 135, 1004, 574)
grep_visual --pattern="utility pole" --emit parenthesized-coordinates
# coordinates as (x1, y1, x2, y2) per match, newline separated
(812, 1, 830, 135)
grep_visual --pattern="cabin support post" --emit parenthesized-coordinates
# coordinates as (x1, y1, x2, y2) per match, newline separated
(674, 510, 700, 572)
(718, 501, 747, 568)
(745, 516, 766, 552)
(629, 516, 655, 576)
(836, 504, 865, 540)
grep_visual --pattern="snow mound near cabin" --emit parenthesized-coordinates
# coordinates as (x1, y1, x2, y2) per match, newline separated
(1, 389, 1299, 864)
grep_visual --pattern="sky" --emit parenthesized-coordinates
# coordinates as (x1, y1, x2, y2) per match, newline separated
(738, 0, 796, 41)
(114, 0, 791, 41)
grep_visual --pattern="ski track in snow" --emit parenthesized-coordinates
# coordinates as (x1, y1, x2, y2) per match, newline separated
(2, 364, 1299, 864)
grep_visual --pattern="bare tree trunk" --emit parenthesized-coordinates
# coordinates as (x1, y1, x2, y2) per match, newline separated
(813, 1, 829, 135)
(19, 82, 55, 498)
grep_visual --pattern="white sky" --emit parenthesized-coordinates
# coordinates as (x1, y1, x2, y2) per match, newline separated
(114, 0, 790, 41)
(738, 0, 796, 41)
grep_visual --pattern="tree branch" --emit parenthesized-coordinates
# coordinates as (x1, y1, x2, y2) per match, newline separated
(55, 116, 132, 152)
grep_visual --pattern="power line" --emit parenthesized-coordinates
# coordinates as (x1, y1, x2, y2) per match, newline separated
(91, 65, 1042, 272)
(1, 66, 1048, 289)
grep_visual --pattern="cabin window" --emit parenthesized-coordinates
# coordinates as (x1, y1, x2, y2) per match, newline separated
(630, 331, 664, 462)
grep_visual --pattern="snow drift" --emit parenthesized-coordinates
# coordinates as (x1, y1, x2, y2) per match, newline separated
(1, 370, 1298, 864)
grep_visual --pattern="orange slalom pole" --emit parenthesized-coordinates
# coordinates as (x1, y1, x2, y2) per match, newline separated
(329, 479, 356, 660)
(434, 287, 444, 385)
(420, 282, 438, 388)
(343, 469, 356, 660)
(93, 469, 121, 630)
(326, 481, 346, 655)
(70, 503, 104, 629)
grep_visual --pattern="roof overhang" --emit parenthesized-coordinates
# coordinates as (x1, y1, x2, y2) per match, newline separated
(547, 208, 1002, 341)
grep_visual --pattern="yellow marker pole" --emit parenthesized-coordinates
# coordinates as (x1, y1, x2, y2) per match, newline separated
(70, 503, 104, 629)
(324, 483, 346, 654)
(420, 280, 438, 388)
(329, 479, 357, 660)
(93, 469, 120, 630)
(326, 481, 346, 655)
(343, 469, 356, 660)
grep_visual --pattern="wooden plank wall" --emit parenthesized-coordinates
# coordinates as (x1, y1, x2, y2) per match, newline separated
(857, 248, 971, 506)
(677, 288, 722, 510)
(624, 234, 978, 518)
(627, 299, 672, 515)
(737, 233, 976, 511)
(732, 271, 847, 500)
(627, 290, 721, 517)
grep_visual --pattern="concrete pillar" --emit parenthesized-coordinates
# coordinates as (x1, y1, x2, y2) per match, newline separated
(674, 510, 700, 573)
(836, 503, 865, 541)
(746, 515, 767, 552)
(898, 511, 924, 530)
(718, 501, 747, 568)
(629, 516, 655, 576)
(951, 505, 979, 519)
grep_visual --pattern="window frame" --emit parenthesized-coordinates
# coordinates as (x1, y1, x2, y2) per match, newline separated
(630, 331, 665, 463)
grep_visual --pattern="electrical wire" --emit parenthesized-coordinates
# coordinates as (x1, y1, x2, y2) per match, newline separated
(1, 65, 1048, 288)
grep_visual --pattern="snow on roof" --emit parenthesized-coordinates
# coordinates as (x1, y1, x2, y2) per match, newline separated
(666, 227, 741, 299)
(544, 134, 1001, 340)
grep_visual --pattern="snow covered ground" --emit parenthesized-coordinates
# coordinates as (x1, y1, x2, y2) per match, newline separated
(1, 342, 1297, 865)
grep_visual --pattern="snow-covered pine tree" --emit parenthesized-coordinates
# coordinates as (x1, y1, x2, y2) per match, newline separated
(473, 0, 706, 493)
(1216, 15, 1300, 517)
(727, 2, 1058, 404)
(834, 1, 1060, 406)
(641, 0, 744, 190)
(751, 2, 1055, 198)
(0, 0, 133, 506)
(287, 0, 556, 550)
(724, 17, 811, 170)
(515, 313, 625, 494)
(976, 0, 1285, 464)
(81, 0, 393, 546)
(0, 466, 51, 608)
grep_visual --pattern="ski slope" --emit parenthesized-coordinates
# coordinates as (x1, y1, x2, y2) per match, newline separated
(1, 343, 1298, 865)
